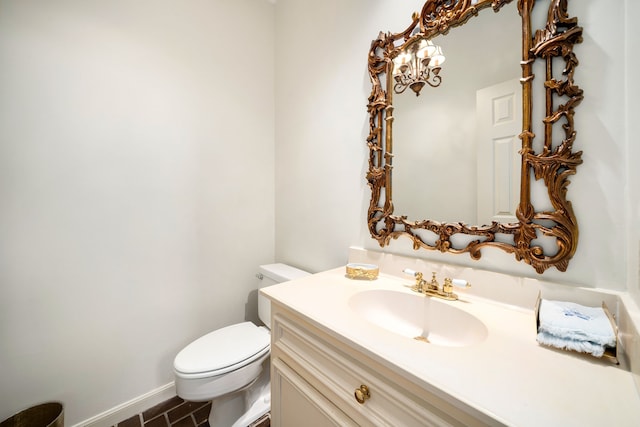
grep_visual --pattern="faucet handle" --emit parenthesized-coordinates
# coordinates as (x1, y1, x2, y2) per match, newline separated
(451, 278, 471, 288)
(403, 268, 425, 292)
(442, 278, 470, 297)
(402, 268, 418, 277)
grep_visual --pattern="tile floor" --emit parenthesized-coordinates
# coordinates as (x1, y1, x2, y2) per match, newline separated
(113, 396, 270, 427)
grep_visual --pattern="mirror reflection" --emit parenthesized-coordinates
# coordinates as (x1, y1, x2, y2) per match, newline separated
(392, 1, 521, 225)
(366, 0, 584, 273)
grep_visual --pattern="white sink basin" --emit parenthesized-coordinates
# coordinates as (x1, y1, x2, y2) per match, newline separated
(348, 289, 488, 347)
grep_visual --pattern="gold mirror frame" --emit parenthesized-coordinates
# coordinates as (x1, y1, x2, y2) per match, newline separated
(366, 0, 583, 273)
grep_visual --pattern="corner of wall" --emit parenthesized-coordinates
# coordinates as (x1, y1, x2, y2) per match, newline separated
(625, 0, 640, 306)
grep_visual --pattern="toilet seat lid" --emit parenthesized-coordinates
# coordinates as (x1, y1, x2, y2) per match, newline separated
(174, 322, 270, 375)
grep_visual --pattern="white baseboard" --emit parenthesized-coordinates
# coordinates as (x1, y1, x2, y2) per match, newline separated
(72, 382, 176, 427)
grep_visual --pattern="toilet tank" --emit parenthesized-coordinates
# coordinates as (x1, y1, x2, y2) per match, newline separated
(257, 263, 310, 326)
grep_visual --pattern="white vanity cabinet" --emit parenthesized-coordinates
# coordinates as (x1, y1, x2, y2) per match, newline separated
(269, 303, 497, 427)
(263, 266, 640, 427)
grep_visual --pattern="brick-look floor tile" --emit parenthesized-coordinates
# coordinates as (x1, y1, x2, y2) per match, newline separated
(192, 403, 211, 424)
(249, 414, 270, 427)
(117, 414, 142, 427)
(143, 396, 185, 421)
(171, 415, 195, 427)
(144, 414, 170, 427)
(167, 402, 209, 424)
(112, 395, 267, 427)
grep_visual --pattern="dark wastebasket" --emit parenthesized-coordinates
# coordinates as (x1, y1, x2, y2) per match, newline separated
(0, 403, 63, 427)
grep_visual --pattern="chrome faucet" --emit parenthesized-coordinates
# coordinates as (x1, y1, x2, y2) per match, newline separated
(403, 269, 470, 301)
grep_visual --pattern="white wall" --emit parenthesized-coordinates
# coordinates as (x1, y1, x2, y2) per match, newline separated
(0, 0, 275, 424)
(626, 0, 640, 303)
(275, 0, 639, 296)
(274, 0, 383, 272)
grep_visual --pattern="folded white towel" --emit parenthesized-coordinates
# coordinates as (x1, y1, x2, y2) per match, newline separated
(536, 331, 608, 358)
(536, 299, 616, 357)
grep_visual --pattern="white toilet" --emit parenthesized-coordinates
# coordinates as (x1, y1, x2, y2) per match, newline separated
(173, 263, 310, 427)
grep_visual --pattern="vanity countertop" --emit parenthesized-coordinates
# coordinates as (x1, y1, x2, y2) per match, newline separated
(261, 267, 640, 427)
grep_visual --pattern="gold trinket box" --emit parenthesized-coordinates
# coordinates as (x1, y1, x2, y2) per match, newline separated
(345, 263, 379, 280)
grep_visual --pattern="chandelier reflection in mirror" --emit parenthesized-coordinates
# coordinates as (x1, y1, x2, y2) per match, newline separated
(392, 37, 445, 96)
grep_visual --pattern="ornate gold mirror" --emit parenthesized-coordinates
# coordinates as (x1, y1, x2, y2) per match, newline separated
(366, 0, 583, 273)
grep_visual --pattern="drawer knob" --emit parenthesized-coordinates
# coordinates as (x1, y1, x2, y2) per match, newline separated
(354, 384, 371, 404)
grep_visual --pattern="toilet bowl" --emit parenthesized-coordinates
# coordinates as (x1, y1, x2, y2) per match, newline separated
(173, 263, 310, 427)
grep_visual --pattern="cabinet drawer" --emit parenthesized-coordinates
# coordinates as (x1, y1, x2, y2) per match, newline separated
(272, 310, 488, 427)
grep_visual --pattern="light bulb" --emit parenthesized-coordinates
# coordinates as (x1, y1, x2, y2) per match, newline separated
(430, 45, 446, 67)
